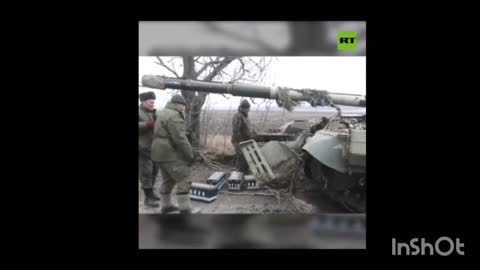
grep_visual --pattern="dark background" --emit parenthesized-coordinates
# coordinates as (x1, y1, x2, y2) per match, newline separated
(13, 11, 474, 259)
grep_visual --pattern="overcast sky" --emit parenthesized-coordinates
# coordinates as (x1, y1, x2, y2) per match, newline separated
(139, 56, 366, 111)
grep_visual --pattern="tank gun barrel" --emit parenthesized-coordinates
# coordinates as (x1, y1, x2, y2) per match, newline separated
(142, 75, 366, 107)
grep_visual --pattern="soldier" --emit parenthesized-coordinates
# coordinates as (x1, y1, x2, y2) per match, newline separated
(151, 94, 198, 214)
(231, 99, 256, 173)
(139, 91, 161, 207)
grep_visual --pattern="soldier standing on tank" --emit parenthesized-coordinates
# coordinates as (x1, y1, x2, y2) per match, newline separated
(231, 99, 256, 173)
(139, 91, 161, 207)
(151, 94, 199, 214)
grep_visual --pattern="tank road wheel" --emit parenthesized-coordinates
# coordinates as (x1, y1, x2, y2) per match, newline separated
(308, 158, 365, 213)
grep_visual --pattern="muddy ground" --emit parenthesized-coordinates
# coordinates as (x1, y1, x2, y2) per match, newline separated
(139, 156, 348, 214)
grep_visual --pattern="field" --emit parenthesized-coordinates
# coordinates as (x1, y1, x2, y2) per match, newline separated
(200, 109, 339, 156)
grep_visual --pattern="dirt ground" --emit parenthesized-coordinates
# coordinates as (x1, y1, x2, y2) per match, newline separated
(138, 158, 348, 214)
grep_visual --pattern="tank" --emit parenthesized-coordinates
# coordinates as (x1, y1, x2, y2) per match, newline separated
(142, 75, 366, 213)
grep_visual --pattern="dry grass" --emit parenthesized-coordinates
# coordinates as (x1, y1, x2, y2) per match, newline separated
(199, 110, 338, 156)
(206, 134, 236, 156)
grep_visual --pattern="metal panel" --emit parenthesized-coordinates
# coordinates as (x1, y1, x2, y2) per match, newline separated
(302, 131, 348, 173)
(259, 141, 296, 169)
(349, 130, 366, 156)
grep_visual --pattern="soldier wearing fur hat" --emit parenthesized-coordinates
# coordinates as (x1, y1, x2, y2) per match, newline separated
(231, 99, 257, 173)
(151, 94, 200, 214)
(139, 91, 161, 207)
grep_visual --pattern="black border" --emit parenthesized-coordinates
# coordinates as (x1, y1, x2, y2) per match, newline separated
(36, 14, 474, 259)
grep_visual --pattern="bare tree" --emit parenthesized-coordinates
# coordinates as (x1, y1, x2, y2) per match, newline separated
(154, 56, 272, 146)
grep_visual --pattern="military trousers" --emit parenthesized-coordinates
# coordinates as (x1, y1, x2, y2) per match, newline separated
(155, 160, 192, 195)
(233, 142, 249, 173)
(139, 148, 158, 189)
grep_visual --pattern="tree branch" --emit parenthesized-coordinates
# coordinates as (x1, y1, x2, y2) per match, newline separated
(247, 57, 264, 71)
(229, 59, 247, 83)
(203, 57, 236, 81)
(195, 60, 224, 78)
(155, 57, 180, 78)
(199, 91, 208, 100)
(238, 58, 245, 74)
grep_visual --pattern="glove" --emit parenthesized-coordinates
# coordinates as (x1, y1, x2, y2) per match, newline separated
(146, 120, 155, 129)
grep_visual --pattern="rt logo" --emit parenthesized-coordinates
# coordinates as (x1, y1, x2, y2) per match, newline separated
(338, 32, 357, 51)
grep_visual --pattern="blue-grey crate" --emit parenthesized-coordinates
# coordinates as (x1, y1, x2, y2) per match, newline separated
(189, 182, 218, 203)
(244, 174, 258, 190)
(228, 171, 244, 191)
(207, 172, 227, 190)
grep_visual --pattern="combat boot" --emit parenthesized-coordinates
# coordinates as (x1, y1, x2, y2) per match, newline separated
(160, 193, 179, 214)
(177, 194, 201, 214)
(143, 189, 160, 208)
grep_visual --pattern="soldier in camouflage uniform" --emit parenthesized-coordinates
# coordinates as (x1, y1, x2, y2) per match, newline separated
(151, 94, 198, 214)
(231, 99, 256, 173)
(139, 91, 161, 207)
